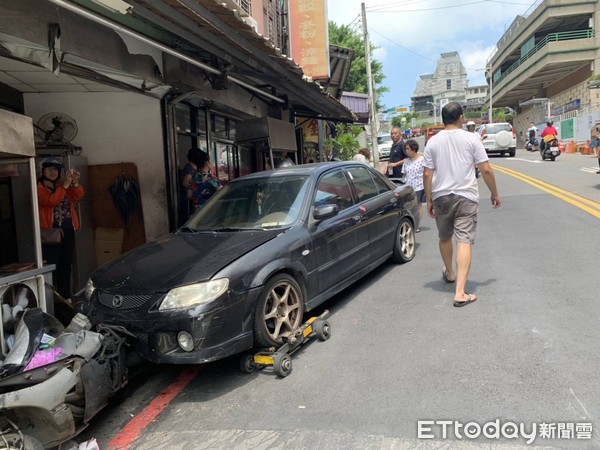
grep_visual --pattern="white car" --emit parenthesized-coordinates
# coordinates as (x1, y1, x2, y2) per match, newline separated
(377, 134, 393, 159)
(479, 122, 517, 157)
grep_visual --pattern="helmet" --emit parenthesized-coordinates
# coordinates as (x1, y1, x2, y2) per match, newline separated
(41, 158, 63, 170)
(466, 121, 476, 127)
(546, 120, 553, 126)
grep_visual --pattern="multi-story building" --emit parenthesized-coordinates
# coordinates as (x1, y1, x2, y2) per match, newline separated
(488, 0, 600, 142)
(411, 52, 474, 118)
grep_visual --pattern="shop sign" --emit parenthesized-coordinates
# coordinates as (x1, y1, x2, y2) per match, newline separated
(289, 0, 329, 80)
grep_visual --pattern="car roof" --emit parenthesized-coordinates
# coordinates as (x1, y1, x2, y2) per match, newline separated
(230, 162, 373, 181)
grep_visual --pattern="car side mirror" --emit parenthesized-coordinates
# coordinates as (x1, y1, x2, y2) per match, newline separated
(313, 204, 339, 221)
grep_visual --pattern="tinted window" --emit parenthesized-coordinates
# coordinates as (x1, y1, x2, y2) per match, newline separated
(370, 170, 392, 194)
(485, 124, 511, 134)
(346, 166, 379, 202)
(188, 175, 310, 229)
(314, 169, 354, 212)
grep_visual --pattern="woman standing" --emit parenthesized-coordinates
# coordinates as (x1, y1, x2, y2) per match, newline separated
(401, 139, 426, 232)
(37, 158, 84, 299)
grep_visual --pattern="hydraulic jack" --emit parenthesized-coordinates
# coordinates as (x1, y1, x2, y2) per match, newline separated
(239, 310, 331, 377)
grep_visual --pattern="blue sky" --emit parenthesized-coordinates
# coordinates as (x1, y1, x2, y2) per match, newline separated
(327, 0, 538, 109)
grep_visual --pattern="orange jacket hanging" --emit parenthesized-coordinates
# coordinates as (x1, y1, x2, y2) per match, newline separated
(37, 182, 85, 230)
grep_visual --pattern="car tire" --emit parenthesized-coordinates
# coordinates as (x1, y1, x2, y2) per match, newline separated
(253, 273, 305, 348)
(508, 148, 516, 157)
(391, 217, 415, 264)
(0, 433, 44, 450)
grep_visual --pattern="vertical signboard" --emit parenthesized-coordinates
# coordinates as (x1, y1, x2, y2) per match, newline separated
(289, 0, 330, 80)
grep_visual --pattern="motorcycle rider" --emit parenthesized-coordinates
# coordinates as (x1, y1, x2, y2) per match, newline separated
(540, 119, 558, 151)
(466, 120, 476, 133)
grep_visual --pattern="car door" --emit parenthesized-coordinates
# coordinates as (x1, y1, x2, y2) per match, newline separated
(309, 168, 362, 293)
(345, 165, 398, 261)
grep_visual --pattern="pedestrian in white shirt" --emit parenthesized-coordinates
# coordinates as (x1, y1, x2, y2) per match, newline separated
(401, 139, 425, 232)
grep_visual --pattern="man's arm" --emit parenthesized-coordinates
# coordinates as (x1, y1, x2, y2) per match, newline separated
(476, 161, 501, 208)
(423, 167, 435, 217)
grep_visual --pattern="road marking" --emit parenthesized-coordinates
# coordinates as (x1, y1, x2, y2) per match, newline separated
(581, 167, 600, 174)
(505, 157, 542, 163)
(107, 367, 201, 450)
(491, 164, 600, 219)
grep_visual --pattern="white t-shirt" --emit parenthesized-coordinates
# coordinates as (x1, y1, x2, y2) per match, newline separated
(423, 128, 489, 203)
(352, 153, 368, 164)
(401, 156, 425, 191)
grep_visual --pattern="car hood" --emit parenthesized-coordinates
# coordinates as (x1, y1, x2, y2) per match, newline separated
(92, 229, 282, 292)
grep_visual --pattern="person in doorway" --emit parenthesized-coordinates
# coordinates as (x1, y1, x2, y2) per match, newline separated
(275, 151, 295, 168)
(423, 102, 501, 307)
(401, 139, 425, 232)
(386, 127, 407, 178)
(589, 122, 600, 174)
(37, 158, 84, 300)
(183, 149, 222, 209)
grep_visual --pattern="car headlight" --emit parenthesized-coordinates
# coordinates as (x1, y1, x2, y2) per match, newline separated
(84, 278, 95, 300)
(158, 279, 229, 311)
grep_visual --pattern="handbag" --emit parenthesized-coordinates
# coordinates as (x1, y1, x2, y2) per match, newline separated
(41, 228, 63, 244)
(41, 205, 63, 245)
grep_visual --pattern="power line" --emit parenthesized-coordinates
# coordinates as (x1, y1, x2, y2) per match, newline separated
(367, 0, 532, 13)
(369, 28, 437, 64)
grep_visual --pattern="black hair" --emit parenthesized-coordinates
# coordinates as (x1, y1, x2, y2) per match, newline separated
(405, 139, 419, 152)
(441, 102, 463, 125)
(187, 148, 209, 168)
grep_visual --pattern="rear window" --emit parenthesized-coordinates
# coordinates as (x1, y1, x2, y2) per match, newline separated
(484, 124, 512, 134)
(377, 135, 392, 145)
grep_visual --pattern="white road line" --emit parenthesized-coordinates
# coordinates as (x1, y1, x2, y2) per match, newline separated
(580, 167, 599, 174)
(505, 158, 542, 163)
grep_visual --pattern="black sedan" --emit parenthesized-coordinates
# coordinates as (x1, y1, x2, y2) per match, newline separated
(82, 162, 418, 364)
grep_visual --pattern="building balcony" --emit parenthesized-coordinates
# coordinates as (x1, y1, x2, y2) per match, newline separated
(489, 0, 598, 108)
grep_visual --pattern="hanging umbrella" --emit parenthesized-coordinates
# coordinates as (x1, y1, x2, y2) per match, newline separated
(109, 174, 140, 228)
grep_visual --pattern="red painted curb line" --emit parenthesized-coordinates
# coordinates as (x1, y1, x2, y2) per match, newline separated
(107, 367, 200, 450)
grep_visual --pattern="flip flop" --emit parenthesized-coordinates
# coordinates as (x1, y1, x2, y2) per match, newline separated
(453, 294, 477, 307)
(442, 269, 455, 283)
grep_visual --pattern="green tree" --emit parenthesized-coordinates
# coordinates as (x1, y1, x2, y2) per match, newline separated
(328, 22, 388, 109)
(324, 123, 362, 161)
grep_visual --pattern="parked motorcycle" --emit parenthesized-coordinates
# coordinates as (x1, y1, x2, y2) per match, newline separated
(0, 308, 136, 449)
(525, 137, 538, 152)
(540, 135, 560, 161)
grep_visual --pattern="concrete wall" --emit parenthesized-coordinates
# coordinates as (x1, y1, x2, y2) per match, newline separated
(24, 92, 168, 240)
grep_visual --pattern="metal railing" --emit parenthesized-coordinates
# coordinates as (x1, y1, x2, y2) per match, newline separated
(495, 29, 595, 87)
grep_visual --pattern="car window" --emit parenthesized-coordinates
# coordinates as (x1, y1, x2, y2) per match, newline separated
(370, 170, 392, 194)
(345, 166, 379, 202)
(377, 135, 392, 145)
(314, 169, 354, 212)
(188, 175, 310, 229)
(484, 124, 511, 134)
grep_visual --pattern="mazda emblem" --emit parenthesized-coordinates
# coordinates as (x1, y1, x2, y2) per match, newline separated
(112, 295, 123, 308)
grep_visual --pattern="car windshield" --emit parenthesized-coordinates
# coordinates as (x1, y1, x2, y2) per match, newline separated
(377, 135, 392, 145)
(485, 124, 511, 134)
(184, 175, 310, 231)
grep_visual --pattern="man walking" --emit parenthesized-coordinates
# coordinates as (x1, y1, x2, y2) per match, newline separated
(386, 127, 406, 178)
(423, 102, 501, 307)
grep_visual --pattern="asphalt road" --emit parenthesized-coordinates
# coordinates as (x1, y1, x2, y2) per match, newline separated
(80, 148, 600, 450)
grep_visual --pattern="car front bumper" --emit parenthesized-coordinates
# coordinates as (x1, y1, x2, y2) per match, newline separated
(85, 287, 261, 364)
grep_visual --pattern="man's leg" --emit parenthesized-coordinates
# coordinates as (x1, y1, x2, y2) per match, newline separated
(596, 147, 600, 173)
(455, 242, 473, 301)
(439, 238, 454, 280)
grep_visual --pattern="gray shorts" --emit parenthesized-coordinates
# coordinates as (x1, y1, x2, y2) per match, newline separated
(433, 194, 479, 244)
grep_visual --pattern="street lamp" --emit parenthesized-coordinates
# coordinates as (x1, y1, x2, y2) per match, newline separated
(487, 63, 493, 122)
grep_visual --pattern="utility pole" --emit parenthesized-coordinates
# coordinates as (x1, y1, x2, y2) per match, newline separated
(361, 3, 379, 167)
(487, 63, 493, 122)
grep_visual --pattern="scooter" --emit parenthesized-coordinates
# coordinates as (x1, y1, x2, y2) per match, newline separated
(540, 135, 560, 161)
(525, 137, 538, 152)
(0, 308, 136, 449)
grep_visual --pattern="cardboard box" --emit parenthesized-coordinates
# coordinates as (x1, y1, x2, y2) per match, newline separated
(95, 227, 124, 268)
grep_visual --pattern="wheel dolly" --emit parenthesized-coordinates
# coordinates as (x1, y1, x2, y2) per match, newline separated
(239, 310, 331, 378)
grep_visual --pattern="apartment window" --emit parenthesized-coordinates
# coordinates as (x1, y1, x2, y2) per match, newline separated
(237, 0, 251, 15)
(446, 79, 451, 90)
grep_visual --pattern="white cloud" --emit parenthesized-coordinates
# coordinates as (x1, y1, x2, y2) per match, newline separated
(328, 0, 531, 104)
